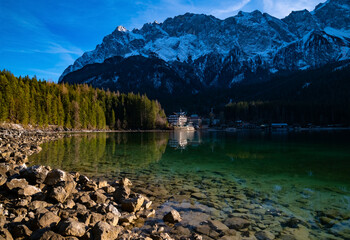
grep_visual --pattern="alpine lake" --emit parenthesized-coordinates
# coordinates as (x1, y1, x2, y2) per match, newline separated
(29, 130, 350, 239)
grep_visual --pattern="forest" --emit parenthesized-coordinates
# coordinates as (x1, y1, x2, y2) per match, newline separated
(0, 70, 168, 130)
(223, 61, 350, 125)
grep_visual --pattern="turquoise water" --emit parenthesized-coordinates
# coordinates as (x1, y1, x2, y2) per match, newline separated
(29, 130, 350, 239)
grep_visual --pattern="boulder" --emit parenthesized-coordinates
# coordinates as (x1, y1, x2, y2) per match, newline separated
(6, 178, 28, 190)
(92, 221, 121, 240)
(91, 191, 107, 204)
(224, 217, 250, 230)
(18, 185, 41, 196)
(255, 230, 275, 240)
(121, 195, 144, 212)
(9, 224, 32, 239)
(37, 211, 61, 228)
(105, 212, 119, 227)
(39, 230, 65, 240)
(49, 186, 67, 203)
(78, 175, 89, 185)
(44, 169, 67, 185)
(0, 174, 7, 186)
(163, 210, 182, 223)
(119, 178, 132, 187)
(106, 204, 121, 217)
(29, 201, 49, 210)
(86, 212, 104, 226)
(97, 180, 108, 189)
(0, 228, 13, 240)
(83, 181, 98, 191)
(57, 218, 86, 237)
(113, 185, 130, 202)
(20, 165, 50, 184)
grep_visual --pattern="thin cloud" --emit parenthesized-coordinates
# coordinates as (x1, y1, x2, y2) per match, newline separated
(129, 0, 252, 29)
(262, 0, 323, 18)
(211, 0, 252, 16)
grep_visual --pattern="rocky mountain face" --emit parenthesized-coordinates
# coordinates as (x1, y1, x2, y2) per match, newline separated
(59, 0, 350, 110)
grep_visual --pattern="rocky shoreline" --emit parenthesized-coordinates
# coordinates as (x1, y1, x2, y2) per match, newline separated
(0, 125, 197, 240)
(1, 125, 349, 240)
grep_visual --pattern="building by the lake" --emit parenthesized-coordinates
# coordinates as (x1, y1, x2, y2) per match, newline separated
(168, 112, 188, 126)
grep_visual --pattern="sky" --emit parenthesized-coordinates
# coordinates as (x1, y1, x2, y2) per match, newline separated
(0, 0, 324, 82)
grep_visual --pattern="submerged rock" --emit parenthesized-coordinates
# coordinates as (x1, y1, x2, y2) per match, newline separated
(224, 217, 250, 230)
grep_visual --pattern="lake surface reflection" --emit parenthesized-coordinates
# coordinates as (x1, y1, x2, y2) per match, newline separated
(29, 130, 350, 239)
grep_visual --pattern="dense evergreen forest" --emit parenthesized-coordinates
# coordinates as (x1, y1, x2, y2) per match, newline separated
(223, 61, 350, 125)
(0, 70, 168, 130)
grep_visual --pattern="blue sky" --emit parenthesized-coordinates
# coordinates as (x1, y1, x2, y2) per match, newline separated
(0, 0, 323, 82)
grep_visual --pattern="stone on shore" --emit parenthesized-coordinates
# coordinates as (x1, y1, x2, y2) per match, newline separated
(6, 178, 28, 190)
(163, 210, 182, 223)
(113, 185, 130, 202)
(39, 230, 65, 240)
(92, 221, 121, 240)
(20, 165, 50, 184)
(121, 195, 144, 212)
(18, 185, 41, 196)
(37, 211, 61, 229)
(57, 218, 86, 237)
(44, 169, 67, 185)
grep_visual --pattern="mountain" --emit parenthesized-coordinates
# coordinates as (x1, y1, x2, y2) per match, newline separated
(59, 0, 350, 112)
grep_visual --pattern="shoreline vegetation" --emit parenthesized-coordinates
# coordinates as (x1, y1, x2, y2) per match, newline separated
(0, 70, 168, 132)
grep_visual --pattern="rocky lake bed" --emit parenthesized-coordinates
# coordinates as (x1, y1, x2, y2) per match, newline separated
(0, 125, 349, 240)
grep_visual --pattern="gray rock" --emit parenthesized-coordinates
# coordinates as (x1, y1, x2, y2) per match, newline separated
(163, 209, 182, 223)
(107, 204, 121, 217)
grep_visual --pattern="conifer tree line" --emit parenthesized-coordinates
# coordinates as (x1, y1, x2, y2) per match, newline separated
(225, 101, 350, 125)
(0, 70, 168, 129)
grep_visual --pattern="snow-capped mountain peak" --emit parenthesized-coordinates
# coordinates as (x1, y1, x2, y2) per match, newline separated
(59, 0, 350, 95)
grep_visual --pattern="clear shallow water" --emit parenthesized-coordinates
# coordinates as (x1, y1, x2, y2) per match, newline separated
(29, 130, 350, 239)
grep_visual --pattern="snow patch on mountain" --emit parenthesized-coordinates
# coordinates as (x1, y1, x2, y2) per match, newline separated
(59, 0, 350, 88)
